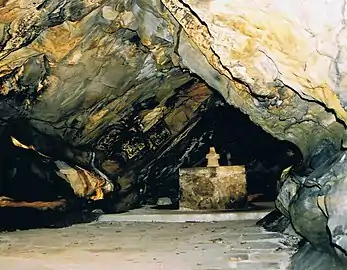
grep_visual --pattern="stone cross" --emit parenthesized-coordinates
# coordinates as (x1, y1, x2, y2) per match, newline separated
(206, 147, 220, 167)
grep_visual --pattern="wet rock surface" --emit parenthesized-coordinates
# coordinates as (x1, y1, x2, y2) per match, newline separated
(258, 147, 347, 268)
(291, 242, 346, 270)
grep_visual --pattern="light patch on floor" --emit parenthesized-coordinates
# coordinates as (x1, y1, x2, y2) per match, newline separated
(0, 220, 294, 269)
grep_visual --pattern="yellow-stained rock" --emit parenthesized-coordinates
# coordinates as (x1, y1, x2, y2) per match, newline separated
(162, 0, 347, 124)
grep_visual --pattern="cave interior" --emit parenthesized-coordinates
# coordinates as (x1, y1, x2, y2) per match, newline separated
(4, 1, 347, 268)
(0, 80, 301, 229)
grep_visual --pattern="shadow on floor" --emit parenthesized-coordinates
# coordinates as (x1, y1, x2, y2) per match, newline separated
(0, 201, 275, 231)
(0, 207, 99, 232)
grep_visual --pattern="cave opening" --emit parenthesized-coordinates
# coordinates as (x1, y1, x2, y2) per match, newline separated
(0, 80, 302, 230)
(2, 1, 347, 268)
(139, 89, 302, 209)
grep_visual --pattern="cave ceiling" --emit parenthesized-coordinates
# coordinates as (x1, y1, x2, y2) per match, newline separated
(0, 0, 346, 208)
(4, 1, 347, 265)
(0, 0, 345, 156)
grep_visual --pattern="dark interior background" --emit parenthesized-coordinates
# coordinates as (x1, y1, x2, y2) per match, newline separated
(143, 92, 302, 204)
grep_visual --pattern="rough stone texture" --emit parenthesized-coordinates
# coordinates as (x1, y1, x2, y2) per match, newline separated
(291, 242, 346, 270)
(0, 196, 66, 211)
(325, 153, 347, 255)
(0, 220, 294, 270)
(275, 175, 299, 217)
(0, 0, 344, 184)
(161, 0, 346, 156)
(262, 149, 347, 266)
(179, 166, 247, 209)
(2, 0, 347, 264)
(289, 185, 334, 254)
(0, 0, 214, 208)
(0, 0, 342, 197)
(10, 136, 114, 200)
(256, 209, 292, 234)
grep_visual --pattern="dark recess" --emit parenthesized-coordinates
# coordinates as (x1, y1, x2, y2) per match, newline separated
(0, 89, 302, 229)
(143, 92, 302, 204)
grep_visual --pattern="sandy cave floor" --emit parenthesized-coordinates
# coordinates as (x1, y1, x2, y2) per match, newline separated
(0, 219, 295, 270)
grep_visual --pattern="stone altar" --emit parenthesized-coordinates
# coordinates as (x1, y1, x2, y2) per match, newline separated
(179, 147, 247, 210)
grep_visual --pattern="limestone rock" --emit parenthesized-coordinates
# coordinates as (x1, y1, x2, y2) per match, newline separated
(0, 196, 66, 211)
(55, 160, 113, 200)
(275, 175, 299, 217)
(0, 0, 345, 165)
(161, 0, 346, 156)
(289, 186, 333, 254)
(9, 135, 114, 201)
(291, 242, 346, 270)
(325, 153, 347, 254)
(2, 1, 347, 261)
(256, 209, 292, 233)
(275, 150, 347, 261)
(156, 197, 172, 206)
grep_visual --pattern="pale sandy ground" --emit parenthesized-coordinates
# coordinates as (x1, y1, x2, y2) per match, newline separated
(0, 220, 294, 270)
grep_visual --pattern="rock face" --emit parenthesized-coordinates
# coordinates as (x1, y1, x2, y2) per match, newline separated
(0, 0, 345, 158)
(161, 0, 346, 156)
(1, 0, 347, 264)
(272, 148, 347, 266)
(0, 0, 291, 208)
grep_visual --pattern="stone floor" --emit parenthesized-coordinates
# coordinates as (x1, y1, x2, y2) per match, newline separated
(0, 220, 295, 270)
(96, 204, 273, 223)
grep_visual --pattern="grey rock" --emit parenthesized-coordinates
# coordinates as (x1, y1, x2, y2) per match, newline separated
(290, 242, 345, 270)
(289, 185, 333, 254)
(275, 175, 300, 217)
(325, 154, 347, 254)
(256, 209, 291, 233)
(156, 197, 172, 206)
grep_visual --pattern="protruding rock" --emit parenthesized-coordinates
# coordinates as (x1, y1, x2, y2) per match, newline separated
(156, 197, 172, 206)
(275, 175, 299, 217)
(289, 186, 333, 254)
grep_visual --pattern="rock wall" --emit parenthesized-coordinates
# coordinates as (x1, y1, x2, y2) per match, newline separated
(1, 0, 346, 158)
(160, 0, 347, 156)
(0, 0, 214, 207)
(1, 0, 347, 263)
(275, 145, 347, 267)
